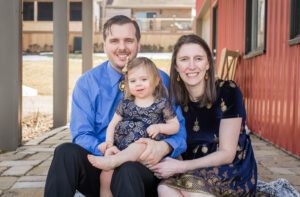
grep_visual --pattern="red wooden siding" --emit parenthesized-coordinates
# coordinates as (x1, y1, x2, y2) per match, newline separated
(196, 0, 300, 157)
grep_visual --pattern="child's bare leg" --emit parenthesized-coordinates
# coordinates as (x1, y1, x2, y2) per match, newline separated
(88, 143, 146, 170)
(100, 170, 113, 197)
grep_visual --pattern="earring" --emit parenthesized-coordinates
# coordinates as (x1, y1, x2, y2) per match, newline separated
(204, 72, 209, 81)
(177, 74, 181, 82)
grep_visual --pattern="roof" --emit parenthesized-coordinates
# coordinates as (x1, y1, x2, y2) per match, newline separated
(109, 0, 195, 8)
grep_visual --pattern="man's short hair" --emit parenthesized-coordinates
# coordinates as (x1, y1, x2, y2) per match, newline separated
(103, 15, 141, 42)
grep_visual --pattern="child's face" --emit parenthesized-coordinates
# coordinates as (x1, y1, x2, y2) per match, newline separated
(127, 65, 154, 100)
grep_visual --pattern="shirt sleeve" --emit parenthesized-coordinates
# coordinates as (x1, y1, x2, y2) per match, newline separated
(158, 70, 187, 158)
(163, 105, 187, 158)
(70, 76, 103, 156)
(220, 80, 246, 120)
(115, 99, 124, 116)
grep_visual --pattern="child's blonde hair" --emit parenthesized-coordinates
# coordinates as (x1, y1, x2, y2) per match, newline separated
(124, 57, 167, 100)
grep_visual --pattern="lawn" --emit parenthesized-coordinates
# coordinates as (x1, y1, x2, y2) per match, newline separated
(23, 55, 171, 96)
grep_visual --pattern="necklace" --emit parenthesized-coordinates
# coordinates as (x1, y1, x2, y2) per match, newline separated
(193, 118, 200, 132)
(189, 96, 200, 102)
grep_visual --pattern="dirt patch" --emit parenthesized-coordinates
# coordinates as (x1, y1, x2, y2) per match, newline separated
(22, 112, 53, 143)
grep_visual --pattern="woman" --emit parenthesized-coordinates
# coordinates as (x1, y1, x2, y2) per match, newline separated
(151, 34, 257, 196)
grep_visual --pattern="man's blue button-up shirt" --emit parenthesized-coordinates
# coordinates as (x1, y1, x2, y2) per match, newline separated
(70, 60, 186, 156)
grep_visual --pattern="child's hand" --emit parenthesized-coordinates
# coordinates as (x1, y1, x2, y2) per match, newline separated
(105, 146, 120, 156)
(147, 124, 160, 139)
(98, 141, 113, 154)
(98, 142, 107, 154)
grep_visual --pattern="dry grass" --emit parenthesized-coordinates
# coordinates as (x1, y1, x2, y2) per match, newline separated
(23, 57, 171, 96)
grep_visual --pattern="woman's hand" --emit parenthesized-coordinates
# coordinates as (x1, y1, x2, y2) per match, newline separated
(150, 157, 186, 179)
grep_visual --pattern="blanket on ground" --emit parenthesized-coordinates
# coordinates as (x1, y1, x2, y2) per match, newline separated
(257, 178, 300, 197)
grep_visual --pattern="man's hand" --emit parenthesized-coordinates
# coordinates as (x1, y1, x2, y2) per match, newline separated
(146, 124, 160, 139)
(98, 141, 113, 154)
(136, 138, 171, 167)
(105, 146, 120, 156)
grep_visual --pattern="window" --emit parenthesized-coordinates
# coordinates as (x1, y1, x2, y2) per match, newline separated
(23, 2, 34, 21)
(38, 2, 53, 21)
(289, 0, 300, 45)
(135, 12, 157, 31)
(70, 2, 82, 21)
(245, 0, 267, 57)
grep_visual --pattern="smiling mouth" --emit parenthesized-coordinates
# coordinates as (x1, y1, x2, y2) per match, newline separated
(136, 88, 144, 92)
(186, 73, 199, 77)
(118, 54, 129, 60)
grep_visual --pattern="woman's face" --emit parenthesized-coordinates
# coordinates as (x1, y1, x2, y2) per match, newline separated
(175, 43, 209, 88)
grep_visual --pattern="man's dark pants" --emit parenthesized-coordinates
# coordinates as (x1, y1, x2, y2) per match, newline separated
(44, 143, 159, 197)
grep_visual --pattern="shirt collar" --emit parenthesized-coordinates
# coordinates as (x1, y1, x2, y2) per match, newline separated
(107, 61, 124, 87)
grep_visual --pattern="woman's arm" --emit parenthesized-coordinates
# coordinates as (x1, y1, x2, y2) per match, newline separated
(182, 117, 241, 171)
(151, 117, 241, 178)
(147, 117, 180, 138)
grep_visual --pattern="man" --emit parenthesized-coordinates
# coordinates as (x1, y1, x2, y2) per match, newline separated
(45, 15, 186, 197)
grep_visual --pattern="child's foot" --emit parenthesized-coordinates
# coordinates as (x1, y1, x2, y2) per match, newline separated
(87, 155, 116, 171)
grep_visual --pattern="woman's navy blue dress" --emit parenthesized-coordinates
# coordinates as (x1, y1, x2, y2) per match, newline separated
(163, 80, 257, 196)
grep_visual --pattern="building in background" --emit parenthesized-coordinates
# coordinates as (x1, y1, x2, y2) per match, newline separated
(22, 0, 195, 53)
(22, 0, 104, 53)
(195, 0, 300, 157)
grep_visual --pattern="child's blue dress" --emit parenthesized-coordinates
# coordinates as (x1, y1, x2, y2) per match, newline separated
(114, 97, 176, 150)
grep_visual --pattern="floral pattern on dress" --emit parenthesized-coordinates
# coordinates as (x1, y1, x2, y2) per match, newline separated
(114, 97, 176, 150)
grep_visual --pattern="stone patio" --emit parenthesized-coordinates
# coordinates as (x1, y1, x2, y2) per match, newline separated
(0, 126, 300, 196)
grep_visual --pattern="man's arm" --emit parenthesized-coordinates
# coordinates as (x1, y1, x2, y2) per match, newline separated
(158, 70, 187, 157)
(70, 77, 104, 156)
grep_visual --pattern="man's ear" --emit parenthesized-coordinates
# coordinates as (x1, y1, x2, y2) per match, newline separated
(103, 42, 107, 53)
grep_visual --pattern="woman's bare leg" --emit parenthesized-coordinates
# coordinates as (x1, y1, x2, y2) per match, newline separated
(100, 170, 113, 197)
(181, 190, 215, 197)
(158, 184, 215, 197)
(88, 143, 146, 170)
(158, 184, 183, 197)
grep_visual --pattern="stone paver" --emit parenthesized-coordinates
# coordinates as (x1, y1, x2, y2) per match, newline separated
(38, 159, 52, 167)
(268, 167, 296, 175)
(18, 176, 46, 182)
(0, 160, 42, 167)
(2, 166, 33, 176)
(0, 152, 31, 162)
(0, 127, 299, 196)
(24, 152, 52, 161)
(0, 167, 8, 174)
(27, 165, 49, 176)
(3, 188, 44, 197)
(0, 177, 18, 190)
(11, 181, 45, 189)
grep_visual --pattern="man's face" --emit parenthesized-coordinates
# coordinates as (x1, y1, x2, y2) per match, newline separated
(104, 23, 140, 72)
